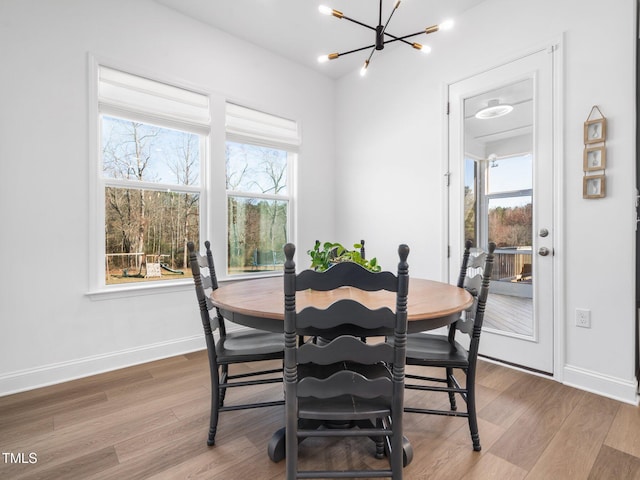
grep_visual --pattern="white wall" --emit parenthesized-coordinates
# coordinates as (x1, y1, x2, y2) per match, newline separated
(1, 0, 637, 405)
(0, 0, 335, 395)
(335, 0, 638, 402)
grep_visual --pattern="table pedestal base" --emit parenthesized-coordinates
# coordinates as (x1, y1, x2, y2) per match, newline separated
(267, 419, 414, 467)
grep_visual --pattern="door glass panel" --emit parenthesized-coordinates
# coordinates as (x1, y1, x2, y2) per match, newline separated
(487, 155, 532, 193)
(464, 157, 477, 246)
(463, 80, 534, 339)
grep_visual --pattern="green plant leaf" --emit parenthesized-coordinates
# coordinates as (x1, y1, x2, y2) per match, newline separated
(307, 240, 382, 272)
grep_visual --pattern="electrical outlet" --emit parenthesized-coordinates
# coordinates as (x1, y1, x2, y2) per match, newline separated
(576, 308, 591, 328)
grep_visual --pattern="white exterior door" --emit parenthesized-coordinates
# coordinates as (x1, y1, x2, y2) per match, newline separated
(448, 46, 558, 374)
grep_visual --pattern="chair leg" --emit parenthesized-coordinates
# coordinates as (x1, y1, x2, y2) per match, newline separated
(373, 418, 385, 459)
(465, 370, 481, 451)
(285, 400, 298, 479)
(208, 363, 221, 446)
(219, 364, 228, 407)
(390, 421, 403, 478)
(446, 367, 457, 411)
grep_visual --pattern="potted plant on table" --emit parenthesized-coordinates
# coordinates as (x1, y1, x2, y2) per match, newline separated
(307, 240, 381, 272)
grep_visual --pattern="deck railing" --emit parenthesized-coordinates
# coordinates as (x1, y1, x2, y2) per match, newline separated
(492, 248, 532, 283)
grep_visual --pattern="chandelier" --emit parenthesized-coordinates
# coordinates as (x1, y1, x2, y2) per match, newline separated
(317, 1, 454, 76)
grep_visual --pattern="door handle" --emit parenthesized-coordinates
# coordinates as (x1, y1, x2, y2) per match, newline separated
(538, 247, 550, 256)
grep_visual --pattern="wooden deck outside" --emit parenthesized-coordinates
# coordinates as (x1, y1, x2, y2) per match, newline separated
(483, 293, 533, 337)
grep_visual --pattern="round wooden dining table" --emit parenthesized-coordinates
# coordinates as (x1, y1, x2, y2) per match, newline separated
(210, 275, 474, 334)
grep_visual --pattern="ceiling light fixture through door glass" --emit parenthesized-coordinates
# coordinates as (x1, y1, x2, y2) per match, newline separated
(475, 99, 514, 119)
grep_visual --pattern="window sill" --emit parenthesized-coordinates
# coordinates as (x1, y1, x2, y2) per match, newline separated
(86, 279, 192, 301)
(86, 271, 284, 301)
(224, 271, 283, 282)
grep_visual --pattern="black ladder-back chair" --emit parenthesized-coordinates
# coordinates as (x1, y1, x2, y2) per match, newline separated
(403, 241, 495, 451)
(187, 241, 285, 446)
(282, 242, 411, 480)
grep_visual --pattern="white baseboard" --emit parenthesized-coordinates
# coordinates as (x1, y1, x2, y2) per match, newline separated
(563, 364, 639, 405)
(0, 335, 205, 397)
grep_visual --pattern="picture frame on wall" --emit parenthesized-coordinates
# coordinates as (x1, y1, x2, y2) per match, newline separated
(583, 145, 606, 171)
(584, 118, 606, 144)
(583, 174, 606, 198)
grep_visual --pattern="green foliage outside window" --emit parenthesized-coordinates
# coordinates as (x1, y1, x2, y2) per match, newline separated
(226, 141, 291, 274)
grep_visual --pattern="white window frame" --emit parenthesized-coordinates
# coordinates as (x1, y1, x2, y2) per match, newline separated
(87, 60, 301, 297)
(223, 103, 299, 279)
(88, 59, 211, 298)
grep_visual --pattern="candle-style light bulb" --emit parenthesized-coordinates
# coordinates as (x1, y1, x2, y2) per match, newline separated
(439, 19, 454, 31)
(318, 53, 339, 63)
(318, 5, 343, 19)
(413, 43, 432, 54)
(360, 60, 369, 77)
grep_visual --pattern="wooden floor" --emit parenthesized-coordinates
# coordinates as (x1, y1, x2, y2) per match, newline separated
(2, 352, 640, 479)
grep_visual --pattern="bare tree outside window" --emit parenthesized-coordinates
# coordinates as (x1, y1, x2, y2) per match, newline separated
(226, 141, 291, 274)
(102, 116, 201, 284)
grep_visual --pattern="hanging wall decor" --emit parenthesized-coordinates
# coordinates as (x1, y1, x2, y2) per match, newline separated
(583, 174, 606, 199)
(583, 106, 607, 199)
(583, 145, 606, 171)
(584, 118, 606, 144)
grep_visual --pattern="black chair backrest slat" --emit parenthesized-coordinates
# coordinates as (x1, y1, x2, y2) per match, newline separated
(469, 243, 495, 339)
(283, 241, 409, 400)
(188, 241, 221, 332)
(455, 243, 495, 340)
(297, 337, 395, 365)
(297, 300, 396, 331)
(201, 274, 212, 290)
(297, 370, 393, 399)
(295, 262, 398, 292)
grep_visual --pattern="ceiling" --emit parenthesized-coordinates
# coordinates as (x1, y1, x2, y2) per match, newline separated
(155, 0, 488, 79)
(154, 0, 529, 151)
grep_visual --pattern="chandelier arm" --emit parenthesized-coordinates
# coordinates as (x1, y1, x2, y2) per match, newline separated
(381, 2, 401, 35)
(366, 46, 376, 63)
(336, 43, 377, 57)
(359, 47, 377, 75)
(383, 30, 427, 43)
(376, 32, 420, 49)
(341, 15, 378, 32)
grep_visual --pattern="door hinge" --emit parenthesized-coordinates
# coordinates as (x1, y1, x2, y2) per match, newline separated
(446, 102, 450, 115)
(444, 172, 451, 187)
(447, 245, 451, 258)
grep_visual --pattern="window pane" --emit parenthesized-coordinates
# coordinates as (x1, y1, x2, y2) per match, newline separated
(227, 196, 288, 275)
(102, 116, 200, 186)
(487, 154, 532, 193)
(105, 187, 199, 285)
(226, 141, 288, 195)
(488, 196, 532, 248)
(464, 157, 477, 245)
